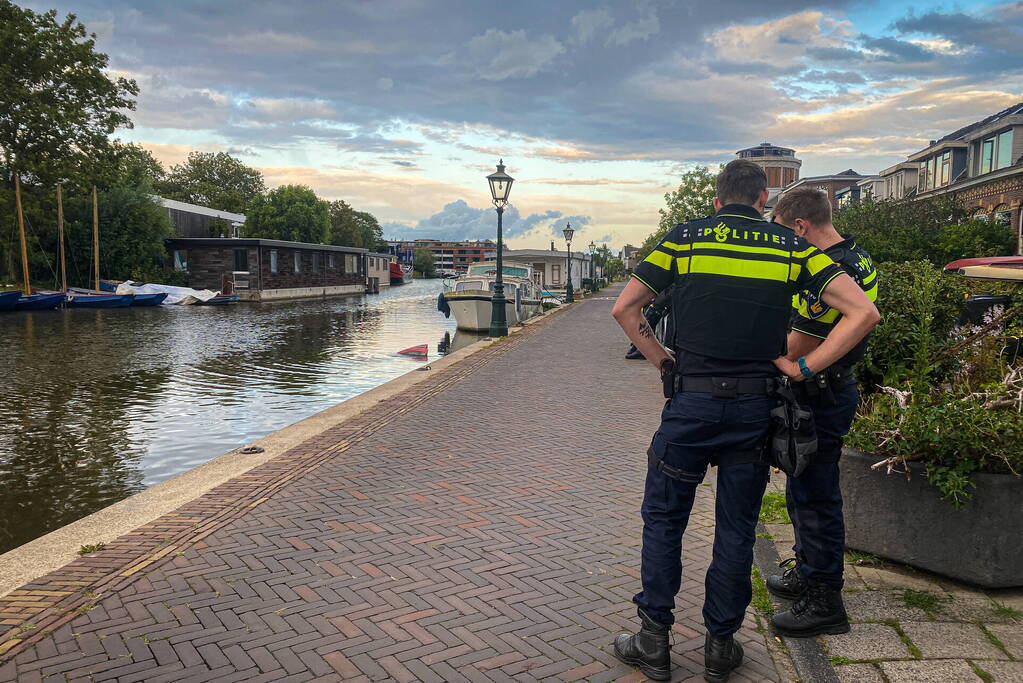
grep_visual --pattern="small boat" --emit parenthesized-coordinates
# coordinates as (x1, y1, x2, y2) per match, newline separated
(66, 288, 135, 308)
(441, 261, 543, 332)
(389, 261, 413, 286)
(14, 293, 65, 311)
(944, 256, 1023, 272)
(0, 291, 20, 311)
(197, 294, 240, 305)
(130, 292, 168, 306)
(953, 265, 1023, 281)
(397, 344, 428, 357)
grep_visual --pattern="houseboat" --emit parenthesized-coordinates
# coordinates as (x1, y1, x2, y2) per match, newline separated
(389, 261, 413, 286)
(441, 261, 542, 331)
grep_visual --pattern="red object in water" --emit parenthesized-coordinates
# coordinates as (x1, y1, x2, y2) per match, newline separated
(398, 344, 428, 357)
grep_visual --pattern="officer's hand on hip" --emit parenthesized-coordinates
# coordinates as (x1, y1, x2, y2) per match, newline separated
(773, 356, 806, 382)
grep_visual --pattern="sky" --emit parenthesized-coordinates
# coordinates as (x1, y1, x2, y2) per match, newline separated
(26, 0, 1023, 250)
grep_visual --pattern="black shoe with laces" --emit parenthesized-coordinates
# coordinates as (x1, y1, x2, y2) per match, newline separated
(625, 345, 645, 360)
(771, 580, 850, 638)
(766, 557, 808, 601)
(704, 632, 743, 683)
(613, 608, 671, 681)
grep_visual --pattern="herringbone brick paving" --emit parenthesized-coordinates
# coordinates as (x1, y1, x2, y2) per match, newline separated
(0, 285, 784, 682)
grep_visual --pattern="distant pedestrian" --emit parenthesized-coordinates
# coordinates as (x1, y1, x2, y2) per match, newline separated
(610, 160, 879, 682)
(765, 187, 879, 638)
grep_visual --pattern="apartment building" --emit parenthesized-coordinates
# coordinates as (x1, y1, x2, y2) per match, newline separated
(385, 239, 499, 273)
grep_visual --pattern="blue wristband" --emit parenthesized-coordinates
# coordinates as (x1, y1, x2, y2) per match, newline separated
(798, 357, 814, 379)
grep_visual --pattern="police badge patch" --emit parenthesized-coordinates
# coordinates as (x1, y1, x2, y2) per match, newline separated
(802, 290, 830, 319)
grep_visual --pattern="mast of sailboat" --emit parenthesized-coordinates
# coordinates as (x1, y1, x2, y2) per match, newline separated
(15, 175, 30, 296)
(57, 184, 67, 292)
(92, 185, 100, 292)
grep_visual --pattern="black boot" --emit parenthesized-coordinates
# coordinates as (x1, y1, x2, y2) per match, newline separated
(766, 557, 808, 601)
(771, 580, 850, 638)
(704, 633, 743, 683)
(613, 608, 670, 681)
(625, 344, 645, 360)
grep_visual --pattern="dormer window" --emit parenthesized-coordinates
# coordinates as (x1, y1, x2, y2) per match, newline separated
(979, 129, 1014, 174)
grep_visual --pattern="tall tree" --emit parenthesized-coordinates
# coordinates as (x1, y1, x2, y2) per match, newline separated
(159, 151, 265, 213)
(328, 199, 384, 250)
(0, 1, 137, 186)
(95, 142, 165, 189)
(638, 166, 718, 261)
(243, 185, 329, 244)
(413, 247, 436, 277)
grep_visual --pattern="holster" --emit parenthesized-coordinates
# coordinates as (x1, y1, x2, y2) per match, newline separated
(768, 378, 817, 477)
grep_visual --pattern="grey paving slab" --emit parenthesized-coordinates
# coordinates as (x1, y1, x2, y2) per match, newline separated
(940, 596, 1020, 624)
(821, 623, 910, 661)
(835, 663, 885, 683)
(987, 623, 1023, 658)
(900, 623, 1008, 660)
(843, 590, 929, 622)
(879, 659, 980, 682)
(980, 660, 1023, 683)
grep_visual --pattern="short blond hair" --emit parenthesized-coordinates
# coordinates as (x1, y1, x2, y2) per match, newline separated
(774, 188, 832, 226)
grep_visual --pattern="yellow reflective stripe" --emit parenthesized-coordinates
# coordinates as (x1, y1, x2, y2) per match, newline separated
(864, 281, 878, 302)
(789, 264, 802, 282)
(862, 269, 877, 286)
(689, 254, 789, 282)
(644, 249, 674, 271)
(689, 240, 791, 258)
(792, 246, 817, 258)
(816, 307, 841, 324)
(661, 241, 691, 251)
(806, 252, 834, 275)
(675, 256, 690, 273)
(632, 273, 657, 293)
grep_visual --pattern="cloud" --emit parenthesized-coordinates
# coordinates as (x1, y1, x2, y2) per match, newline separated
(466, 29, 565, 81)
(570, 7, 614, 45)
(607, 7, 660, 46)
(383, 200, 593, 241)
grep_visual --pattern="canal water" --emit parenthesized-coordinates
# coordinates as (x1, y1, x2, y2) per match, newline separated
(0, 279, 480, 554)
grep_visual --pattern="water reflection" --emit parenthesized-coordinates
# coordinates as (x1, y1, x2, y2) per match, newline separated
(0, 280, 466, 553)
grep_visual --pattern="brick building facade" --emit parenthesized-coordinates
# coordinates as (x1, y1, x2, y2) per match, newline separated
(166, 238, 367, 301)
(387, 239, 498, 273)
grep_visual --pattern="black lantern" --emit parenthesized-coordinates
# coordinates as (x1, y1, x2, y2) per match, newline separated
(487, 160, 515, 337)
(563, 223, 574, 303)
(588, 241, 596, 291)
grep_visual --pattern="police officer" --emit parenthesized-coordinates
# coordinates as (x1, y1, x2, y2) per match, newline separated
(610, 160, 879, 682)
(765, 188, 879, 638)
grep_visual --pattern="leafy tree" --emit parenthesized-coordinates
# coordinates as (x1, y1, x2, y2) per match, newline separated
(413, 247, 436, 277)
(98, 142, 165, 189)
(0, 2, 138, 186)
(834, 196, 1014, 265)
(639, 166, 717, 261)
(207, 216, 233, 238)
(328, 200, 383, 249)
(55, 186, 174, 287)
(159, 151, 265, 213)
(242, 185, 329, 244)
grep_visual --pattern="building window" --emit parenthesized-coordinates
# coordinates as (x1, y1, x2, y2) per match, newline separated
(312, 252, 321, 273)
(233, 248, 249, 272)
(996, 130, 1013, 170)
(173, 250, 188, 272)
(345, 254, 356, 273)
(269, 250, 278, 274)
(994, 205, 1012, 229)
(293, 251, 301, 273)
(328, 253, 336, 269)
(939, 151, 951, 187)
(972, 207, 990, 221)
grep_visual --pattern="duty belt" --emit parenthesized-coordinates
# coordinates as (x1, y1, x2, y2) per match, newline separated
(674, 375, 775, 398)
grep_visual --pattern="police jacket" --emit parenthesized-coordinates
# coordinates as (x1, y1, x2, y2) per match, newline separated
(633, 204, 842, 370)
(791, 236, 878, 367)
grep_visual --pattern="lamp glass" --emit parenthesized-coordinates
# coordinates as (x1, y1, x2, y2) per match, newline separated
(562, 225, 574, 243)
(486, 160, 514, 203)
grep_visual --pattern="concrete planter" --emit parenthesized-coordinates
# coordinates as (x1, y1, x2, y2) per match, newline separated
(841, 448, 1023, 588)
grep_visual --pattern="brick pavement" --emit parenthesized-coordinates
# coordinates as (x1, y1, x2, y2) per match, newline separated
(0, 284, 786, 682)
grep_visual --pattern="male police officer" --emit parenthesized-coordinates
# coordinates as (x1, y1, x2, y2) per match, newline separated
(611, 160, 879, 682)
(766, 188, 879, 638)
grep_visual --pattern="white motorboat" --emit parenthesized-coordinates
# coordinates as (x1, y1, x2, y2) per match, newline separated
(441, 261, 543, 331)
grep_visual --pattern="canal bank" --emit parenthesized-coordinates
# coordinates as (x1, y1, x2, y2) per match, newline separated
(0, 285, 788, 682)
(0, 279, 470, 553)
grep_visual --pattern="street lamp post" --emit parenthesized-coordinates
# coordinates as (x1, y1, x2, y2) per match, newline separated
(563, 223, 574, 303)
(487, 159, 514, 337)
(588, 241, 596, 292)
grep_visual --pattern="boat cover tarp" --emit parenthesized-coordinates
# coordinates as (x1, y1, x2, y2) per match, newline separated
(116, 281, 218, 305)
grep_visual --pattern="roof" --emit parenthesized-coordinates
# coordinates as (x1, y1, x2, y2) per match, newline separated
(934, 101, 1023, 145)
(165, 238, 368, 254)
(504, 248, 591, 260)
(157, 197, 246, 223)
(736, 141, 797, 157)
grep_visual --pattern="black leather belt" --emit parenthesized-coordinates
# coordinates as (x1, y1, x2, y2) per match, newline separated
(675, 376, 775, 398)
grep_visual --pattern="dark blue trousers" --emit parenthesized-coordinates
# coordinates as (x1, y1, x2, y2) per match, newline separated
(634, 392, 771, 636)
(785, 381, 859, 588)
